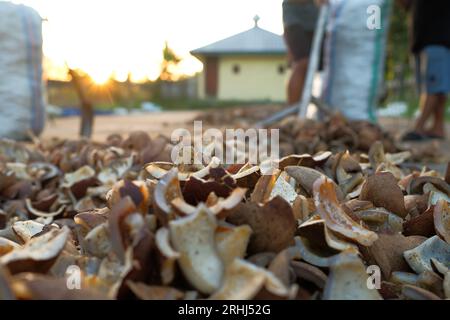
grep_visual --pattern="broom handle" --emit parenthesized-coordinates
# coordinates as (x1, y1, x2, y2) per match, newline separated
(297, 5, 329, 118)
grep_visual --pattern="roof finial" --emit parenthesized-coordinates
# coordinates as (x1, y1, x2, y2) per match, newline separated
(253, 15, 260, 28)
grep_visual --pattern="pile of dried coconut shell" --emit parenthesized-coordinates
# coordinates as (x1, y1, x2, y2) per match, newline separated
(0, 133, 449, 300)
(274, 114, 398, 156)
(197, 107, 398, 155)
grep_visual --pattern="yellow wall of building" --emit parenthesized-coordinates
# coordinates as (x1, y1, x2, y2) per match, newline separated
(217, 55, 289, 101)
(196, 57, 206, 100)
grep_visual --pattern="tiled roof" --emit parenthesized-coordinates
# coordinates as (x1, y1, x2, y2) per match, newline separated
(191, 25, 286, 56)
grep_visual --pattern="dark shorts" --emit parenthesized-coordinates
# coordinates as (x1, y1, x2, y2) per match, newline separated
(284, 24, 314, 62)
(415, 45, 450, 94)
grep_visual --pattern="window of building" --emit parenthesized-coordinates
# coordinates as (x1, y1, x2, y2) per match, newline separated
(232, 64, 241, 74)
(278, 64, 286, 74)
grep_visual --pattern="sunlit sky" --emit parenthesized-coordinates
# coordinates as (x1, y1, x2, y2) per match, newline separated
(11, 0, 284, 83)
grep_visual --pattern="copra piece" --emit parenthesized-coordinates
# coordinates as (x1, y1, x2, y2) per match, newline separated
(285, 166, 344, 201)
(12, 220, 45, 243)
(0, 266, 14, 300)
(297, 216, 357, 252)
(169, 205, 224, 294)
(359, 172, 407, 218)
(25, 199, 65, 219)
(215, 224, 252, 266)
(210, 258, 292, 300)
(171, 187, 247, 217)
(127, 281, 184, 300)
(444, 272, 450, 299)
(313, 176, 378, 246)
(403, 236, 450, 274)
(294, 236, 338, 268)
(155, 227, 180, 285)
(153, 168, 183, 225)
(210, 259, 267, 300)
(82, 223, 111, 258)
(434, 200, 450, 243)
(146, 157, 221, 181)
(0, 227, 69, 274)
(226, 196, 296, 254)
(323, 253, 383, 300)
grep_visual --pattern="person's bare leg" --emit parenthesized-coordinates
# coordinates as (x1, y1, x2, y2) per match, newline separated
(414, 94, 440, 134)
(287, 58, 309, 105)
(425, 94, 447, 137)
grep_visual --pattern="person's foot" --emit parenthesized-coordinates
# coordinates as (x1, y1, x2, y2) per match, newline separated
(425, 133, 446, 140)
(400, 131, 429, 142)
(423, 129, 446, 140)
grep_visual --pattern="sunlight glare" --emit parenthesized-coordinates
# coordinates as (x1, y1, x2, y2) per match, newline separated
(90, 70, 110, 85)
(13, 0, 283, 82)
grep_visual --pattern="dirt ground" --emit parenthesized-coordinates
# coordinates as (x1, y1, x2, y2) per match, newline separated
(42, 111, 201, 141)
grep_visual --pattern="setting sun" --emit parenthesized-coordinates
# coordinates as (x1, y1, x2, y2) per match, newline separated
(90, 70, 111, 85)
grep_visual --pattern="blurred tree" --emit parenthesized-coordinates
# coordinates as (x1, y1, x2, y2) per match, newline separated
(159, 41, 181, 81)
(385, 1, 410, 99)
(67, 68, 94, 138)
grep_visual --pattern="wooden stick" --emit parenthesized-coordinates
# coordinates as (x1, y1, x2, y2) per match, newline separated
(255, 5, 330, 128)
(297, 5, 329, 118)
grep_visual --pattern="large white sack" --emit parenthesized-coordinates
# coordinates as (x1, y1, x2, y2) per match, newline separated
(0, 2, 45, 140)
(321, 0, 391, 121)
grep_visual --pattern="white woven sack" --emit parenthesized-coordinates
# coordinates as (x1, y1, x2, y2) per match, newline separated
(321, 0, 391, 121)
(0, 2, 45, 140)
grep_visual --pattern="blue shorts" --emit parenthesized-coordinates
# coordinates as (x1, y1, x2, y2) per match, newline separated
(415, 45, 450, 95)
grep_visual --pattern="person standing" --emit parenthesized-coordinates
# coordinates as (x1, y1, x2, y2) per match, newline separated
(401, 0, 450, 141)
(282, 0, 319, 106)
